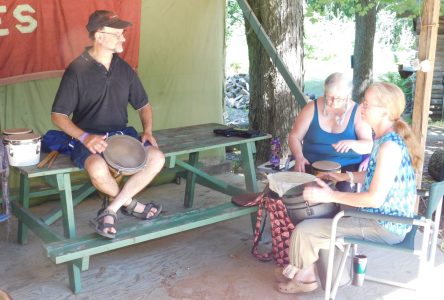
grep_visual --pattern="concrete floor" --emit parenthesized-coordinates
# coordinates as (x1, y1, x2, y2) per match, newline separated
(1, 173, 443, 300)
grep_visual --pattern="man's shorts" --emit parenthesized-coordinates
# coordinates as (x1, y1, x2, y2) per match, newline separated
(71, 127, 142, 169)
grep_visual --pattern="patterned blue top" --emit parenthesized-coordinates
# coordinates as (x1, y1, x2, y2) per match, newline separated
(360, 132, 417, 237)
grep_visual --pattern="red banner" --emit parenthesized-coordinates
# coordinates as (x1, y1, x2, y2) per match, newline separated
(0, 0, 141, 85)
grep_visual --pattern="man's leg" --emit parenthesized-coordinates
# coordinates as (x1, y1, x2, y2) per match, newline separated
(88, 147, 164, 235)
(84, 154, 120, 197)
(107, 147, 165, 213)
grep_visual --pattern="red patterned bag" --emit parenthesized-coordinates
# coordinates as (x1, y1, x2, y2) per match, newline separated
(232, 185, 295, 266)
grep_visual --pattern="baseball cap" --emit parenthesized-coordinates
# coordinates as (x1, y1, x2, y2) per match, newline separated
(86, 10, 132, 33)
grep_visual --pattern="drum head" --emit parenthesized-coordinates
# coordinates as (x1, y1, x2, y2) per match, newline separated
(268, 172, 316, 197)
(312, 160, 341, 172)
(4, 133, 41, 142)
(3, 128, 33, 135)
(103, 135, 147, 175)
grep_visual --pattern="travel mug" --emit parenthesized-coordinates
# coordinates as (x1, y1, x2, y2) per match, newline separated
(352, 254, 367, 286)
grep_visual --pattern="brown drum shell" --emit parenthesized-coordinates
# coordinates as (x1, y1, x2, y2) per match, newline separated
(312, 160, 341, 176)
(103, 135, 147, 176)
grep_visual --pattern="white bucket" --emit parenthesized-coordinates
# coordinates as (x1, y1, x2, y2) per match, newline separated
(3, 133, 41, 166)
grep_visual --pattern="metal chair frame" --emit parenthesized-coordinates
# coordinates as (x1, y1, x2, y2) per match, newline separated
(324, 180, 444, 300)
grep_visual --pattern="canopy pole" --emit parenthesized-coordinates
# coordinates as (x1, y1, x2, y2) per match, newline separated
(412, 0, 440, 188)
(236, 0, 307, 107)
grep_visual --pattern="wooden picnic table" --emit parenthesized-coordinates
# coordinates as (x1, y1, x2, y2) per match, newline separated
(10, 123, 270, 293)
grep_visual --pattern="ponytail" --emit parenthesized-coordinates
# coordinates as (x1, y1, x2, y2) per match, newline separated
(369, 82, 422, 172)
(393, 119, 422, 172)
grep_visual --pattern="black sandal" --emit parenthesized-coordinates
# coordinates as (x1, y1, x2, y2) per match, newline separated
(89, 209, 118, 239)
(121, 199, 162, 220)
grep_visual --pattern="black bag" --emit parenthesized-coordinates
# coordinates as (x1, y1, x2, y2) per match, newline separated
(213, 128, 263, 138)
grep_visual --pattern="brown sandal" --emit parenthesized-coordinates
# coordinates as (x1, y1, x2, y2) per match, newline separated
(121, 198, 162, 220)
(89, 209, 118, 239)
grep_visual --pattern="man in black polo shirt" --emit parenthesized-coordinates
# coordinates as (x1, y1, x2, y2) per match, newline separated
(51, 10, 164, 238)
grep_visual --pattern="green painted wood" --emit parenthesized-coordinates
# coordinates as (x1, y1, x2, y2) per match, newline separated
(166, 156, 176, 168)
(81, 256, 90, 271)
(155, 123, 270, 157)
(46, 203, 257, 264)
(11, 201, 64, 243)
(68, 260, 82, 294)
(175, 160, 245, 195)
(17, 154, 82, 178)
(239, 142, 258, 193)
(42, 182, 96, 225)
(192, 175, 246, 196)
(184, 152, 199, 208)
(56, 173, 87, 293)
(16, 124, 270, 179)
(17, 173, 30, 245)
(236, 0, 307, 108)
(57, 174, 77, 238)
(43, 175, 58, 188)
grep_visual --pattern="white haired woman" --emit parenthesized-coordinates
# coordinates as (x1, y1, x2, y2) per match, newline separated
(288, 72, 373, 192)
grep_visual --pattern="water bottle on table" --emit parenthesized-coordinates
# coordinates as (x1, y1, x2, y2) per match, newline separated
(270, 138, 281, 171)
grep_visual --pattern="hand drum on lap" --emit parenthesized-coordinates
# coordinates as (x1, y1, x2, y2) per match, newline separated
(103, 135, 147, 176)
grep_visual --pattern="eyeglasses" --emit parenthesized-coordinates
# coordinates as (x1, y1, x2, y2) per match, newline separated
(361, 100, 385, 110)
(98, 30, 126, 39)
(324, 95, 348, 103)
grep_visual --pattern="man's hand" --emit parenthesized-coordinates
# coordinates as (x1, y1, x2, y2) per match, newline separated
(141, 132, 158, 148)
(83, 134, 107, 154)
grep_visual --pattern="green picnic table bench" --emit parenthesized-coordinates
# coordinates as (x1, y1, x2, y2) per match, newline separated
(11, 123, 270, 293)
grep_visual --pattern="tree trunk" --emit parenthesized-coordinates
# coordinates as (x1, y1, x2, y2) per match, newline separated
(352, 1, 377, 102)
(245, 0, 304, 163)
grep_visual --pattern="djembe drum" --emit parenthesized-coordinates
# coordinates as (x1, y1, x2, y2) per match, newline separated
(311, 160, 341, 177)
(267, 172, 339, 225)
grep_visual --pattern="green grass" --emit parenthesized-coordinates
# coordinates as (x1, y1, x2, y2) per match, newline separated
(430, 119, 444, 128)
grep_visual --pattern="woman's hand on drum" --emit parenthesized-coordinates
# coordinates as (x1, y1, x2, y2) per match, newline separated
(141, 132, 158, 148)
(318, 172, 347, 183)
(83, 134, 108, 154)
(293, 155, 310, 172)
(332, 139, 355, 153)
(303, 178, 333, 204)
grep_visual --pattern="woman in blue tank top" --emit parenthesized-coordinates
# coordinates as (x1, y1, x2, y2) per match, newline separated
(288, 73, 373, 191)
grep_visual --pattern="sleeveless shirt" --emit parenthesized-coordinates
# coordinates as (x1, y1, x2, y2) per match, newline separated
(302, 100, 363, 167)
(360, 132, 417, 237)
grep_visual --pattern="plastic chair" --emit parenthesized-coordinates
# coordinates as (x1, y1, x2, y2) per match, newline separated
(324, 180, 444, 300)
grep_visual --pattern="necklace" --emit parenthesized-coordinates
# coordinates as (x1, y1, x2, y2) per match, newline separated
(323, 99, 348, 126)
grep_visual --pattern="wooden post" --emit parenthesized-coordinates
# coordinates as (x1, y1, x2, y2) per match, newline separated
(412, 0, 440, 188)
